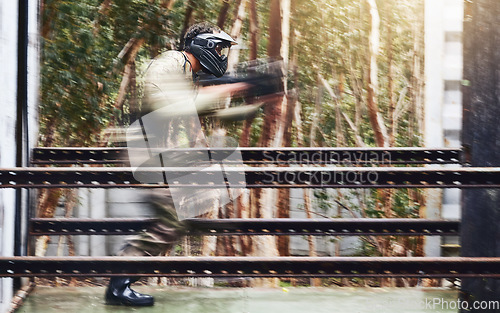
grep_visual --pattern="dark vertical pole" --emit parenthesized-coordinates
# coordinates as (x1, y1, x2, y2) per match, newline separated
(16, 0, 29, 279)
(461, 0, 500, 312)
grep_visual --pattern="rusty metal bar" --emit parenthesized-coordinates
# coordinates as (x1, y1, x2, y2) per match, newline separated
(0, 256, 498, 278)
(31, 147, 462, 165)
(184, 218, 460, 236)
(29, 218, 157, 236)
(29, 218, 460, 236)
(1, 167, 500, 188)
(32, 147, 129, 165)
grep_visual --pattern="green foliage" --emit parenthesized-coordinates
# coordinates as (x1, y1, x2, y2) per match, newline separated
(392, 189, 420, 218)
(40, 0, 115, 145)
(286, 1, 426, 255)
(40, 0, 186, 146)
(40, 0, 424, 149)
(290, 0, 424, 148)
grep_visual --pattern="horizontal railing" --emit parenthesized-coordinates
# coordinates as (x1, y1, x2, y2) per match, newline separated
(31, 147, 462, 165)
(2, 167, 500, 188)
(8, 146, 488, 281)
(0, 256, 498, 278)
(29, 218, 460, 236)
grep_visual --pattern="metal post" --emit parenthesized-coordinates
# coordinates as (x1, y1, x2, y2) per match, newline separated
(461, 0, 500, 311)
(14, 0, 30, 292)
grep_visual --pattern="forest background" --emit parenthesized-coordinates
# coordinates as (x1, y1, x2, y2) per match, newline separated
(37, 0, 426, 287)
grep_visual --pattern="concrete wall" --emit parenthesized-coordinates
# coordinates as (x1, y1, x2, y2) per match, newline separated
(0, 1, 20, 310)
(0, 0, 39, 311)
(424, 0, 463, 257)
(43, 189, 154, 257)
(289, 189, 362, 256)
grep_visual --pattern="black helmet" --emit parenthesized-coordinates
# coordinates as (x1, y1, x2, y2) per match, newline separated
(189, 31, 237, 78)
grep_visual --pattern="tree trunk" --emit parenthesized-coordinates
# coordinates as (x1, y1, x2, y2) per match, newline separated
(216, 202, 236, 256)
(386, 1, 396, 146)
(41, 0, 57, 39)
(236, 94, 256, 257)
(303, 189, 321, 286)
(230, 0, 245, 36)
(412, 4, 425, 144)
(217, 0, 233, 29)
(247, 0, 289, 288)
(92, 0, 113, 36)
(113, 63, 133, 112)
(277, 81, 297, 257)
(303, 110, 320, 283)
(111, 37, 145, 127)
(366, 0, 393, 288)
(309, 74, 323, 147)
(267, 0, 282, 58)
(227, 0, 247, 72)
(214, 0, 248, 257)
(128, 61, 138, 122)
(366, 0, 388, 148)
(335, 72, 346, 146)
(294, 100, 320, 286)
(179, 0, 197, 49)
(248, 0, 259, 60)
(160, 0, 176, 10)
(276, 30, 299, 256)
(35, 188, 63, 256)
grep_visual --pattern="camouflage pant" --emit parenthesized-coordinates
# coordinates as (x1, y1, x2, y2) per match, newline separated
(117, 189, 186, 257)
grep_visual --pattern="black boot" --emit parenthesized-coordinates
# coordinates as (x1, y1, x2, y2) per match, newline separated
(105, 277, 154, 306)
